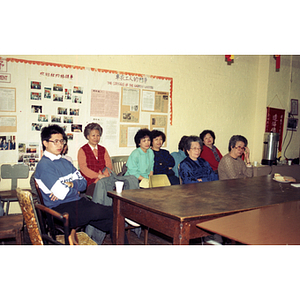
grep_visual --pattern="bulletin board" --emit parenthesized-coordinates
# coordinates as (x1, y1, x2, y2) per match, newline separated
(0, 57, 173, 166)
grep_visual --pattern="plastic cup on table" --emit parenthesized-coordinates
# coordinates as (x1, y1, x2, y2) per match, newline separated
(115, 181, 124, 193)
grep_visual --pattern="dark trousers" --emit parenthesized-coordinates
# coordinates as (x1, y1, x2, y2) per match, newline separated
(53, 197, 129, 244)
(168, 174, 180, 185)
(54, 197, 113, 237)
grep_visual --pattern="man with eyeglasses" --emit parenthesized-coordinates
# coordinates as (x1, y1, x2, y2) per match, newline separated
(218, 135, 253, 180)
(34, 124, 116, 244)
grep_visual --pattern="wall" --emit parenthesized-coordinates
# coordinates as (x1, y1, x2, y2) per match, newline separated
(1, 55, 300, 213)
(5, 55, 263, 154)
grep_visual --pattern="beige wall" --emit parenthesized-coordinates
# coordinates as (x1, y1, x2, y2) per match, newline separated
(2, 55, 300, 212)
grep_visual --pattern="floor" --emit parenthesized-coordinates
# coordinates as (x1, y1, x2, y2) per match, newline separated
(1, 225, 212, 245)
(103, 228, 176, 245)
(102, 228, 220, 245)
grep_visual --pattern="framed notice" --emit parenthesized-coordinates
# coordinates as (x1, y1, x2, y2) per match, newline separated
(0, 87, 16, 112)
(0, 115, 17, 132)
(291, 99, 298, 116)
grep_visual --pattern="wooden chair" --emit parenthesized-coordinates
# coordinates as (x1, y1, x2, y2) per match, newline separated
(0, 214, 24, 244)
(111, 155, 129, 175)
(149, 174, 171, 188)
(68, 229, 97, 245)
(16, 188, 96, 245)
(34, 179, 45, 205)
(17, 188, 43, 245)
(0, 164, 30, 215)
(178, 164, 183, 184)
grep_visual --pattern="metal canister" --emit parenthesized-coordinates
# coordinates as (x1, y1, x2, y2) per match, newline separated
(261, 132, 279, 165)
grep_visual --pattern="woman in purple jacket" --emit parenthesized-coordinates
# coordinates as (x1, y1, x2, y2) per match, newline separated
(179, 135, 218, 184)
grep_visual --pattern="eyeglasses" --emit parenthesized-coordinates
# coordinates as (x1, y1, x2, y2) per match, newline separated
(48, 139, 66, 145)
(234, 146, 245, 151)
(190, 147, 201, 151)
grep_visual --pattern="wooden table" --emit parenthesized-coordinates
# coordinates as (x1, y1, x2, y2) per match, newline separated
(197, 200, 300, 245)
(108, 176, 300, 245)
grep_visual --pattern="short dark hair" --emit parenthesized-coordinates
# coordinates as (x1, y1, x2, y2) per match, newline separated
(228, 135, 248, 152)
(150, 130, 166, 145)
(199, 130, 216, 144)
(184, 135, 203, 155)
(41, 124, 67, 151)
(83, 123, 103, 139)
(178, 135, 189, 151)
(134, 128, 151, 148)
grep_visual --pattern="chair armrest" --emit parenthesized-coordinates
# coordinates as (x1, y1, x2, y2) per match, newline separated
(35, 203, 68, 221)
(35, 203, 70, 244)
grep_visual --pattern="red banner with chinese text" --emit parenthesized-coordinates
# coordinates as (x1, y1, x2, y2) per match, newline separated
(265, 107, 285, 151)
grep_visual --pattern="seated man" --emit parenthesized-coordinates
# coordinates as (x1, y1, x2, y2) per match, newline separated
(34, 124, 116, 243)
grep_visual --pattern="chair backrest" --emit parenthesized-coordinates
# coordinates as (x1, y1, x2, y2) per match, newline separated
(16, 187, 70, 245)
(149, 174, 171, 188)
(16, 188, 43, 245)
(1, 164, 29, 190)
(111, 156, 129, 175)
(178, 164, 183, 185)
(34, 179, 45, 205)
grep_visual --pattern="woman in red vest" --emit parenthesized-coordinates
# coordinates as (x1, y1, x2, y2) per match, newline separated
(199, 129, 223, 175)
(78, 123, 112, 189)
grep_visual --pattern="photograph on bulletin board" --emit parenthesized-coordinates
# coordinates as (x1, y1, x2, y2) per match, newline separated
(0, 135, 16, 150)
(44, 87, 51, 99)
(120, 87, 140, 123)
(18, 141, 40, 171)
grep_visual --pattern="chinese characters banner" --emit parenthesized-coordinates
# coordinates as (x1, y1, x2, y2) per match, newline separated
(265, 107, 285, 151)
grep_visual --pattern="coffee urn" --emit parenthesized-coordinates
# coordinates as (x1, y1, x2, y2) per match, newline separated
(261, 132, 279, 165)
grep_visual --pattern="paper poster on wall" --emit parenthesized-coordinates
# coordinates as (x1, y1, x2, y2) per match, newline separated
(119, 125, 148, 147)
(90, 117, 118, 146)
(142, 90, 169, 113)
(0, 115, 17, 132)
(150, 114, 168, 147)
(120, 87, 140, 123)
(0, 87, 16, 112)
(90, 89, 119, 118)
